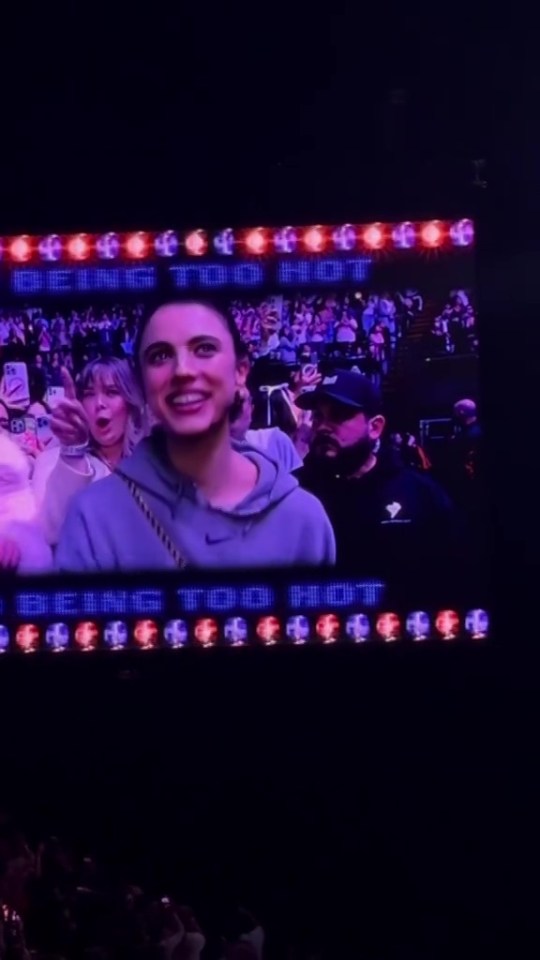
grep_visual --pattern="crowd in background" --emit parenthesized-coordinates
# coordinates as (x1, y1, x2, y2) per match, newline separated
(229, 288, 425, 376)
(0, 304, 142, 391)
(430, 290, 478, 356)
(0, 286, 477, 465)
(0, 286, 477, 399)
(0, 816, 267, 960)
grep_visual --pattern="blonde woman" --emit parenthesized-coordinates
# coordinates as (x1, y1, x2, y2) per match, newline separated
(32, 356, 147, 546)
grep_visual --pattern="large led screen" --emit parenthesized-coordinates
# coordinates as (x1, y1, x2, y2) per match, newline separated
(0, 221, 487, 646)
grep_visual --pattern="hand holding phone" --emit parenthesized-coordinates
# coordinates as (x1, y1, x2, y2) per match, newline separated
(4, 362, 30, 399)
(46, 386, 66, 409)
(1, 362, 30, 408)
(291, 364, 321, 399)
(50, 369, 90, 448)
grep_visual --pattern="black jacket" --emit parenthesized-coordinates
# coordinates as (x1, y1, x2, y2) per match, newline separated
(298, 453, 462, 584)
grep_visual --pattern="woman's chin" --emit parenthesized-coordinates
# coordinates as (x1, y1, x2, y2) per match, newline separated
(162, 414, 226, 439)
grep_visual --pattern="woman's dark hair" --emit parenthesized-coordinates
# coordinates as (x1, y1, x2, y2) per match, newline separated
(29, 367, 48, 405)
(250, 387, 297, 437)
(133, 297, 246, 379)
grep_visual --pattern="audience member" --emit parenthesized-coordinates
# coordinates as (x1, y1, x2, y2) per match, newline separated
(449, 397, 483, 515)
(230, 388, 303, 472)
(0, 431, 52, 574)
(431, 292, 477, 356)
(295, 370, 458, 580)
(32, 358, 146, 547)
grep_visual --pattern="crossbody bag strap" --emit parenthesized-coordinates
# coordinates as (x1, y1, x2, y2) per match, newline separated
(118, 474, 187, 570)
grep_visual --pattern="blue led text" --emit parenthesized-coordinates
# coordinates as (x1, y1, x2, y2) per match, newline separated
(288, 580, 385, 609)
(176, 585, 275, 612)
(169, 263, 264, 289)
(12, 267, 157, 295)
(277, 257, 371, 285)
(15, 589, 164, 617)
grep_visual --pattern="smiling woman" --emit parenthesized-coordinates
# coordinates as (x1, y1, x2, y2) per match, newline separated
(55, 299, 336, 572)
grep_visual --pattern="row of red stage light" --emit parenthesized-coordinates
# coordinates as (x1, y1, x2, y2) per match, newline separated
(1, 609, 489, 653)
(0, 220, 474, 264)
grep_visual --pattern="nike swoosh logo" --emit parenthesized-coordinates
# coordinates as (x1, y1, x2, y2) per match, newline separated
(205, 533, 235, 545)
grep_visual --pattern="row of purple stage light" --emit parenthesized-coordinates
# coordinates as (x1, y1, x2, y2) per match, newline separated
(1, 220, 474, 264)
(1, 609, 489, 654)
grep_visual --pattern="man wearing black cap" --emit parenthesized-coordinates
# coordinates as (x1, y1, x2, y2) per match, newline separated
(295, 370, 458, 578)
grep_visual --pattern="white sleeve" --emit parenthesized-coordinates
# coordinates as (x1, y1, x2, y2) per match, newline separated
(246, 428, 304, 472)
(33, 451, 97, 547)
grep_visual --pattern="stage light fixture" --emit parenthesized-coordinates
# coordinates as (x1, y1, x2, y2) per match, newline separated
(224, 617, 248, 646)
(45, 623, 70, 653)
(405, 611, 431, 641)
(213, 228, 235, 255)
(332, 224, 357, 251)
(345, 613, 371, 643)
(133, 619, 159, 650)
(465, 608, 489, 640)
(0, 625, 9, 654)
(273, 226, 297, 253)
(420, 220, 444, 248)
(10, 236, 32, 262)
(194, 618, 218, 648)
(104, 621, 129, 651)
(435, 609, 460, 640)
(258, 615, 282, 646)
(74, 621, 99, 652)
(376, 612, 401, 642)
(449, 218, 474, 247)
(96, 232, 120, 259)
(155, 230, 179, 257)
(15, 624, 40, 654)
(244, 227, 268, 255)
(125, 231, 149, 259)
(67, 234, 90, 260)
(316, 613, 340, 644)
(38, 234, 63, 261)
(392, 221, 416, 249)
(185, 229, 208, 256)
(303, 225, 326, 253)
(362, 223, 385, 250)
(164, 620, 189, 649)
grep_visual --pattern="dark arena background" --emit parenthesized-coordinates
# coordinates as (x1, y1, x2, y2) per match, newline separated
(0, 14, 535, 960)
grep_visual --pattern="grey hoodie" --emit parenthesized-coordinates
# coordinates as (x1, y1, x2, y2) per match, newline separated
(55, 431, 335, 572)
